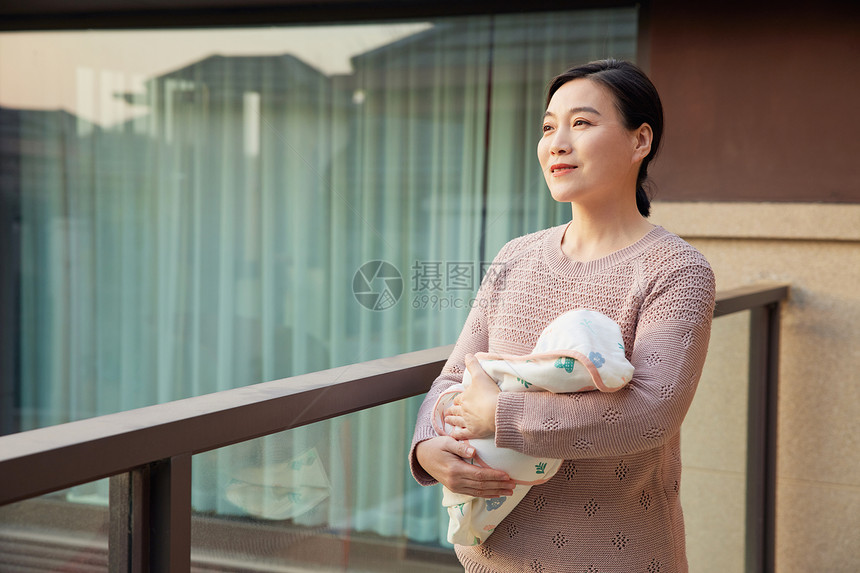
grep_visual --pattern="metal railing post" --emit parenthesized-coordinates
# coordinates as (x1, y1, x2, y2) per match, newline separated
(110, 468, 150, 572)
(149, 454, 192, 572)
(745, 302, 780, 573)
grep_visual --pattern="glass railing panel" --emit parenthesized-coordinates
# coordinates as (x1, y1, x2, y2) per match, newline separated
(681, 310, 751, 573)
(190, 395, 459, 572)
(0, 479, 110, 571)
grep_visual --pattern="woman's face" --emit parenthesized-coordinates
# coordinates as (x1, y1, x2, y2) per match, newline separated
(537, 78, 647, 206)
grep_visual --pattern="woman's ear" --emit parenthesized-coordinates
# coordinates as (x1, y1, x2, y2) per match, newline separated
(632, 123, 653, 162)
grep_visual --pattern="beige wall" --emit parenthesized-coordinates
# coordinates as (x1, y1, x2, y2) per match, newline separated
(652, 202, 860, 573)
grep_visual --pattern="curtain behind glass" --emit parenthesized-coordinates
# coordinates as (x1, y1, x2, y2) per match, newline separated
(10, 7, 637, 547)
(483, 10, 638, 256)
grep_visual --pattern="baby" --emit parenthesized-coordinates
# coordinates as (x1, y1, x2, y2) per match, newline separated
(432, 308, 634, 546)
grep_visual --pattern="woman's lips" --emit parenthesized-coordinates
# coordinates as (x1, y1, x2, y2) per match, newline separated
(550, 163, 577, 176)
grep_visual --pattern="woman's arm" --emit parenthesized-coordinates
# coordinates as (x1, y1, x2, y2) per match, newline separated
(408, 298, 491, 484)
(493, 261, 716, 460)
(408, 239, 517, 488)
(409, 337, 515, 497)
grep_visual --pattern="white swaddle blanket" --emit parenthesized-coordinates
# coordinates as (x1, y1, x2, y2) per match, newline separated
(432, 308, 634, 546)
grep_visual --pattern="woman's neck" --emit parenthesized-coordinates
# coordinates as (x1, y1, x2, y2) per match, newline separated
(560, 204, 655, 263)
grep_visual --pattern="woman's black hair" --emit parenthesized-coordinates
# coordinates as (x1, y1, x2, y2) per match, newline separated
(546, 59, 663, 217)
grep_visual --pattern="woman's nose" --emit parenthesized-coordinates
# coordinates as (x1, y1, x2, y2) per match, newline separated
(550, 132, 571, 155)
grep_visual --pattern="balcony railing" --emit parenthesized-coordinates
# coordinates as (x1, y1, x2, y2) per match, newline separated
(0, 283, 789, 572)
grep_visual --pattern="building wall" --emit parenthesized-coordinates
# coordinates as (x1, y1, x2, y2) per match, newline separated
(647, 0, 860, 203)
(645, 3, 860, 571)
(654, 203, 860, 573)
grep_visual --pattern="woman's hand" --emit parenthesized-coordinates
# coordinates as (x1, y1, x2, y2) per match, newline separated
(444, 354, 500, 440)
(415, 436, 514, 498)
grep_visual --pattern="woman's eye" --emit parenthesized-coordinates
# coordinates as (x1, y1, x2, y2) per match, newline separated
(573, 119, 589, 127)
(542, 124, 553, 133)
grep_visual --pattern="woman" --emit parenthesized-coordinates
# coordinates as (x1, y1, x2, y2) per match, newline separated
(409, 59, 716, 572)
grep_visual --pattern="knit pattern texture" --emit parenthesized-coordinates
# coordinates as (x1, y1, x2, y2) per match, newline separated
(409, 224, 716, 573)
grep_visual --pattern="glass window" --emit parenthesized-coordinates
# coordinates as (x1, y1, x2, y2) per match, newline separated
(0, 6, 637, 559)
(1, 9, 636, 435)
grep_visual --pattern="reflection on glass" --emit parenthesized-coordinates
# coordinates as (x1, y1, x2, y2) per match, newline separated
(681, 311, 751, 572)
(192, 397, 461, 571)
(0, 481, 110, 571)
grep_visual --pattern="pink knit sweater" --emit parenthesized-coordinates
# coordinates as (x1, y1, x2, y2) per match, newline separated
(410, 223, 716, 573)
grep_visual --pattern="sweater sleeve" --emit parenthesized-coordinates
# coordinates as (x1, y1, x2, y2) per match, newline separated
(407, 239, 517, 485)
(494, 258, 716, 460)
